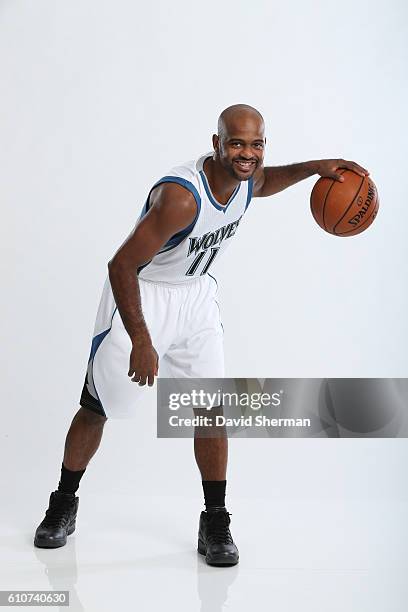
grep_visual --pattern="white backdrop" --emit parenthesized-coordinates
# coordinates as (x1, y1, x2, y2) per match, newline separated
(1, 0, 407, 533)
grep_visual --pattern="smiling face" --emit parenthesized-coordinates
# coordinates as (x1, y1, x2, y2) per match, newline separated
(213, 107, 266, 181)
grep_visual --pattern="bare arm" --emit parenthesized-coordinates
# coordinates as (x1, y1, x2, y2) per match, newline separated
(252, 158, 369, 198)
(108, 183, 197, 386)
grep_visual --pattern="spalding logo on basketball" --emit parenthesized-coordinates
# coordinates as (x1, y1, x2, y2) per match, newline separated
(310, 170, 379, 236)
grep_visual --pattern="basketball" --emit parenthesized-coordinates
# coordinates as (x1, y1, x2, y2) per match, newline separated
(310, 170, 379, 236)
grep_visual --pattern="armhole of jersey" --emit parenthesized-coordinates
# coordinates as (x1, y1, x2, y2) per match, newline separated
(136, 176, 202, 275)
(245, 177, 254, 211)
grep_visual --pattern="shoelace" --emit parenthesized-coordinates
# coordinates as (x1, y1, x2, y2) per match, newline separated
(206, 511, 233, 544)
(42, 496, 74, 528)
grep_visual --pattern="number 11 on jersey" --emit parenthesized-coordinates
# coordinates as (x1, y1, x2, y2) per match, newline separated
(185, 247, 220, 276)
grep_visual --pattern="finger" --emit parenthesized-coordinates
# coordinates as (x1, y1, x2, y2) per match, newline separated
(148, 371, 155, 387)
(348, 164, 368, 177)
(340, 162, 369, 177)
(355, 165, 369, 176)
(331, 173, 345, 182)
(138, 374, 147, 386)
(130, 371, 141, 383)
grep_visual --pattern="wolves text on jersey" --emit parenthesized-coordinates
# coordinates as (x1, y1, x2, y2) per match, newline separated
(185, 215, 243, 276)
(187, 215, 243, 256)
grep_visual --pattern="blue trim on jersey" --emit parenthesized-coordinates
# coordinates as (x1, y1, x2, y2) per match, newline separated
(137, 260, 152, 274)
(162, 211, 198, 249)
(89, 307, 117, 361)
(86, 306, 118, 412)
(152, 176, 201, 212)
(245, 177, 254, 211)
(199, 170, 241, 213)
(139, 176, 201, 247)
(136, 176, 202, 275)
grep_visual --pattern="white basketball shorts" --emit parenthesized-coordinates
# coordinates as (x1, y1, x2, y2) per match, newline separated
(79, 274, 224, 419)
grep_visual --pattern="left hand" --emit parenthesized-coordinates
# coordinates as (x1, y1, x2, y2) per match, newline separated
(316, 159, 369, 182)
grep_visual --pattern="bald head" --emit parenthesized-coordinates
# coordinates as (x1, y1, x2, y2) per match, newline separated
(212, 104, 265, 181)
(217, 104, 264, 139)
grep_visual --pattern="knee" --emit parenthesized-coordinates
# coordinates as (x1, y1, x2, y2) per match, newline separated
(193, 405, 227, 438)
(78, 406, 108, 426)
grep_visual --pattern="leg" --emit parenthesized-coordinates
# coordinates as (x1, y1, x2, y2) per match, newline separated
(194, 437, 228, 480)
(193, 406, 228, 481)
(34, 407, 106, 549)
(194, 407, 238, 567)
(160, 275, 237, 564)
(194, 406, 228, 509)
(63, 406, 107, 471)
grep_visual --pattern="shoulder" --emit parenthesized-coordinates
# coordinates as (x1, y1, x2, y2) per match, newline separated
(251, 165, 266, 197)
(149, 181, 198, 227)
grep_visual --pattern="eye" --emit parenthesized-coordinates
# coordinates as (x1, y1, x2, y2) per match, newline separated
(253, 143, 264, 149)
(231, 142, 242, 148)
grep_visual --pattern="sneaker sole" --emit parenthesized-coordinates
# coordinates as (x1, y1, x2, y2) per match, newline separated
(197, 540, 239, 566)
(34, 522, 76, 549)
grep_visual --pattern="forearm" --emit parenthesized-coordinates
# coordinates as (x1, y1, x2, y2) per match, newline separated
(260, 160, 318, 196)
(108, 261, 151, 344)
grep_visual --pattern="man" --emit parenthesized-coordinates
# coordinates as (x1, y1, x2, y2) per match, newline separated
(34, 104, 368, 566)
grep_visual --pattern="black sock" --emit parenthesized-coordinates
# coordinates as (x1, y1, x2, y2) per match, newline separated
(202, 480, 226, 510)
(57, 463, 86, 494)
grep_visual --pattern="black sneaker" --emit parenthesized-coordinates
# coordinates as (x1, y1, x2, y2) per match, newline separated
(34, 491, 79, 548)
(197, 506, 239, 566)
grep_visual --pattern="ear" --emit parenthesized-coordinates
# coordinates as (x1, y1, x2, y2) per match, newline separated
(212, 134, 219, 153)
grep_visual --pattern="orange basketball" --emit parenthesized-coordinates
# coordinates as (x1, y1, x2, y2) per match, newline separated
(310, 170, 379, 236)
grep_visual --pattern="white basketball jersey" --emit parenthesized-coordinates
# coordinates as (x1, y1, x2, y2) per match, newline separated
(137, 152, 253, 284)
